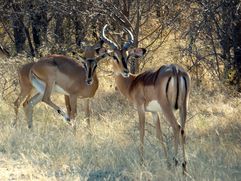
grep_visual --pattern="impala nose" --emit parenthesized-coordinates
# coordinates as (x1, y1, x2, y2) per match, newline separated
(86, 79, 93, 85)
(122, 69, 129, 77)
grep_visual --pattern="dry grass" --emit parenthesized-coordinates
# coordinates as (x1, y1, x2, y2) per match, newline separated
(0, 40, 241, 181)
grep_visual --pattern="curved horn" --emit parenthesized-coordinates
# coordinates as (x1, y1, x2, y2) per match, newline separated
(101, 24, 118, 50)
(123, 27, 134, 50)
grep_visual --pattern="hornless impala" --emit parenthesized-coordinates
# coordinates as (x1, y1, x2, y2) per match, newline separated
(101, 25, 191, 174)
(14, 41, 107, 129)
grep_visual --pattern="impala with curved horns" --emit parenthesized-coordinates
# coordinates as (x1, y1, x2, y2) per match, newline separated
(14, 40, 107, 129)
(101, 24, 191, 174)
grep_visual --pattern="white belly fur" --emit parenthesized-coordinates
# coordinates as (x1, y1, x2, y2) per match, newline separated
(31, 76, 69, 95)
(54, 85, 69, 95)
(146, 100, 162, 112)
(31, 75, 45, 93)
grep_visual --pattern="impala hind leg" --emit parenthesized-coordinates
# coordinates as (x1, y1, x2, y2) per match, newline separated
(13, 88, 32, 126)
(160, 103, 180, 167)
(24, 93, 43, 128)
(178, 79, 189, 174)
(152, 112, 169, 167)
(179, 106, 187, 174)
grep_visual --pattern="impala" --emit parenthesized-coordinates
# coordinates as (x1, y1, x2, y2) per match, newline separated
(14, 41, 107, 129)
(101, 24, 191, 174)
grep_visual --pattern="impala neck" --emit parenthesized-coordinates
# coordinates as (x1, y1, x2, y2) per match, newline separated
(114, 73, 135, 100)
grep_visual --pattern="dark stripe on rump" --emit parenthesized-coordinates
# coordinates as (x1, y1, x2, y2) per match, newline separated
(172, 66, 179, 110)
(183, 75, 188, 102)
(183, 75, 188, 91)
(175, 80, 179, 109)
(166, 76, 172, 97)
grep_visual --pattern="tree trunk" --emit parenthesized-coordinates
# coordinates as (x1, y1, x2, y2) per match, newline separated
(74, 18, 85, 47)
(11, 2, 35, 56)
(12, 12, 26, 53)
(232, 20, 241, 92)
(122, 0, 131, 18)
(155, 0, 161, 18)
(32, 14, 41, 50)
(30, 1, 48, 50)
(130, 0, 141, 74)
(54, 14, 64, 44)
(220, 1, 232, 81)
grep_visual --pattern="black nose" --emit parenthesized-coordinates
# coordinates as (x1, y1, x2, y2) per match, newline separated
(122, 69, 129, 77)
(86, 79, 93, 85)
(124, 69, 129, 74)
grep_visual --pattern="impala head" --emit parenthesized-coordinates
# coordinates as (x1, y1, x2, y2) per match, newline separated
(101, 24, 146, 77)
(79, 40, 107, 85)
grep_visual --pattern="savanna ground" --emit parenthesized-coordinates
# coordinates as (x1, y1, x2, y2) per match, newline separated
(0, 38, 241, 181)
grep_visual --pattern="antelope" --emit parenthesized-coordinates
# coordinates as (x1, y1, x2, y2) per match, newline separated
(101, 24, 191, 174)
(14, 41, 107, 129)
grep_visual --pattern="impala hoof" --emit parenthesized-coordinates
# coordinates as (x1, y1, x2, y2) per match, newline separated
(173, 157, 178, 166)
(12, 121, 17, 128)
(182, 161, 187, 175)
(63, 117, 71, 126)
(63, 114, 70, 123)
(66, 120, 71, 125)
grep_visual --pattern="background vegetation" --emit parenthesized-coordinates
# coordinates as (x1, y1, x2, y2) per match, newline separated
(0, 0, 240, 180)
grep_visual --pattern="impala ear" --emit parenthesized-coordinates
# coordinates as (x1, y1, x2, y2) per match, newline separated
(128, 48, 147, 58)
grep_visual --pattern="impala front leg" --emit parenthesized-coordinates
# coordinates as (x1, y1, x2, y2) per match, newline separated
(64, 95, 71, 118)
(69, 95, 77, 133)
(84, 98, 90, 128)
(137, 106, 145, 164)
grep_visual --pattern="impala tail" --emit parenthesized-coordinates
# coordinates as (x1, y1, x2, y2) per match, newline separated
(166, 64, 191, 127)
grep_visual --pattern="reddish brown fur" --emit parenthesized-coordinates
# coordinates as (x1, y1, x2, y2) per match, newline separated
(129, 65, 167, 91)
(31, 55, 98, 97)
(14, 54, 100, 129)
(102, 24, 191, 174)
(113, 62, 191, 174)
